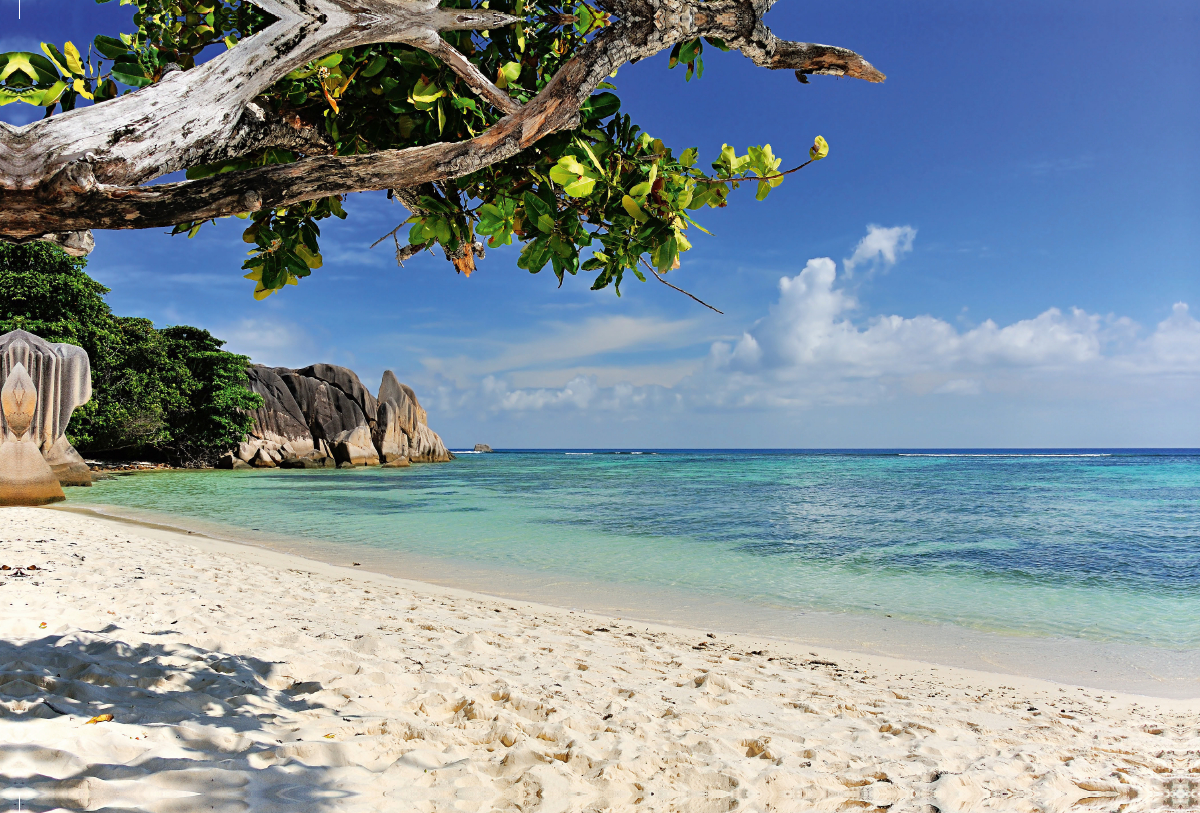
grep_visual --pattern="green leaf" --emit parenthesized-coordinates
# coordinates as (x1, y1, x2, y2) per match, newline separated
(677, 39, 701, 64)
(679, 147, 698, 168)
(575, 138, 605, 175)
(111, 67, 152, 87)
(518, 236, 552, 273)
(581, 91, 619, 121)
(550, 234, 574, 258)
(476, 202, 507, 234)
(93, 35, 130, 59)
(408, 219, 431, 245)
(523, 192, 553, 233)
(361, 54, 389, 78)
(652, 235, 678, 271)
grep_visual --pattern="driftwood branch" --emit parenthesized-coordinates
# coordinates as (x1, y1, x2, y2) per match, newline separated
(0, 0, 883, 246)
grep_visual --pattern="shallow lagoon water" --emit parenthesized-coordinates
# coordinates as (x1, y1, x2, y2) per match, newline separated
(70, 449, 1200, 651)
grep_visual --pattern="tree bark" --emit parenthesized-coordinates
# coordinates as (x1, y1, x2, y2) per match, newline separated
(0, 0, 883, 247)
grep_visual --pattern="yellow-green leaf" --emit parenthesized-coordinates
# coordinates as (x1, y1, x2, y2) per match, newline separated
(549, 156, 598, 197)
(410, 77, 445, 108)
(295, 244, 323, 269)
(38, 44, 69, 76)
(63, 42, 85, 76)
(497, 62, 522, 90)
(810, 135, 829, 161)
(622, 195, 649, 222)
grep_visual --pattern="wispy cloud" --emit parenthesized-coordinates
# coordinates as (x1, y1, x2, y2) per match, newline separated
(420, 314, 701, 384)
(217, 318, 328, 370)
(842, 224, 916, 277)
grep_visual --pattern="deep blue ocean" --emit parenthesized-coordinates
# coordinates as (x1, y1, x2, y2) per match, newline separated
(69, 449, 1200, 649)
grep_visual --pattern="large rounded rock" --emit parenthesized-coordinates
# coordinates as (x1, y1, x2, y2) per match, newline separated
(0, 364, 65, 505)
(245, 366, 315, 456)
(332, 425, 379, 467)
(0, 330, 92, 487)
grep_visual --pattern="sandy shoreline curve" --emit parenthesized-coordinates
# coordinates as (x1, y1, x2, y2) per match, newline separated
(1, 506, 1196, 812)
(55, 500, 1200, 699)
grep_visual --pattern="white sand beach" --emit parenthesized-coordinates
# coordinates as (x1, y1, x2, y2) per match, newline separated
(0, 506, 1195, 812)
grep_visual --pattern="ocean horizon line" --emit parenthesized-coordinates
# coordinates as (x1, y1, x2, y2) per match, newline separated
(448, 447, 1200, 455)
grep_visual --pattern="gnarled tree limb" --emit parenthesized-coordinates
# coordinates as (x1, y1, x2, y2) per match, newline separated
(0, 0, 883, 247)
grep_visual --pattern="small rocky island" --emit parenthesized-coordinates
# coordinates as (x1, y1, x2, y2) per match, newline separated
(220, 364, 452, 469)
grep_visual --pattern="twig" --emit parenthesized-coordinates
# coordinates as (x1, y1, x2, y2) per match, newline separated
(715, 157, 815, 187)
(641, 259, 723, 314)
(41, 698, 70, 715)
(369, 223, 405, 250)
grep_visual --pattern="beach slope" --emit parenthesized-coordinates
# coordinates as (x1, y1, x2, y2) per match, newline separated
(0, 507, 1194, 812)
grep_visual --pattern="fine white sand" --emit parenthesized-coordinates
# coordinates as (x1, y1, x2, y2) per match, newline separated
(0, 506, 1195, 812)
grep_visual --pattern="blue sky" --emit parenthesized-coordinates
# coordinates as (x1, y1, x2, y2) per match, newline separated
(3, 0, 1199, 447)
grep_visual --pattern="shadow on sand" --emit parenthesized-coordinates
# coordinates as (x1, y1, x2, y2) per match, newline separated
(0, 629, 354, 812)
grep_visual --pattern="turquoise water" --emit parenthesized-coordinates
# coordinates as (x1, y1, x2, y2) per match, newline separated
(70, 450, 1200, 649)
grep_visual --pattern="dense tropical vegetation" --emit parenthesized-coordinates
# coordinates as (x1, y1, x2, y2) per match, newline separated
(0, 242, 261, 466)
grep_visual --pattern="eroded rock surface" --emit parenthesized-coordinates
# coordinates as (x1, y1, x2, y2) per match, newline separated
(237, 364, 451, 469)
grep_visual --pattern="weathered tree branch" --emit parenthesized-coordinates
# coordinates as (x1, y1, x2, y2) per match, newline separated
(0, 0, 522, 189)
(429, 39, 523, 116)
(0, 0, 883, 245)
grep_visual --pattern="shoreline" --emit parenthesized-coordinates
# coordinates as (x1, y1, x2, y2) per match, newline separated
(55, 501, 1200, 700)
(1, 505, 1194, 811)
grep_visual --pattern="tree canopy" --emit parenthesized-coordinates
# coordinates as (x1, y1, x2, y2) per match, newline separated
(0, 242, 262, 466)
(0, 0, 881, 302)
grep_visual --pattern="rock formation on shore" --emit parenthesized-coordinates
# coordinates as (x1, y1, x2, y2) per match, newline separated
(0, 329, 93, 487)
(220, 365, 452, 470)
(0, 364, 66, 505)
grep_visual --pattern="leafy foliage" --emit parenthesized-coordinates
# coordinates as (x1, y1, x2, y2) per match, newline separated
(5, 0, 831, 301)
(0, 1, 267, 113)
(0, 242, 261, 466)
